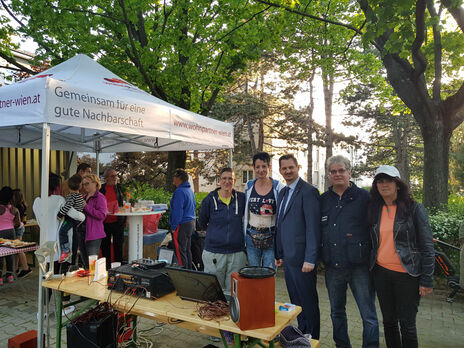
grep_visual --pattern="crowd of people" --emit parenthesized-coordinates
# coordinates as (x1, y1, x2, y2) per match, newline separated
(0, 152, 435, 348)
(173, 152, 435, 348)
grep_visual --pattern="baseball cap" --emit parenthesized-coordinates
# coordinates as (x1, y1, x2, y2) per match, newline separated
(375, 165, 401, 179)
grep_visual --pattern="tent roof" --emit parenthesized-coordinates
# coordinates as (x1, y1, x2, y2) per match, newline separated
(0, 54, 233, 152)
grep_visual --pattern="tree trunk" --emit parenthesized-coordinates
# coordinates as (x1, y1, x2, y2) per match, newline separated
(192, 150, 199, 193)
(392, 116, 410, 184)
(258, 66, 265, 152)
(322, 69, 334, 190)
(306, 70, 316, 184)
(307, 117, 313, 184)
(166, 151, 187, 192)
(421, 119, 451, 209)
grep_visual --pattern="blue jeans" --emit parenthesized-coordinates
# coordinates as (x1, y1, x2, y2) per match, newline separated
(58, 217, 80, 253)
(246, 233, 276, 269)
(325, 265, 379, 348)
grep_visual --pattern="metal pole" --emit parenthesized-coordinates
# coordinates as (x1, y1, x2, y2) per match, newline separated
(94, 136, 101, 177)
(229, 148, 233, 168)
(96, 151, 100, 177)
(38, 122, 50, 348)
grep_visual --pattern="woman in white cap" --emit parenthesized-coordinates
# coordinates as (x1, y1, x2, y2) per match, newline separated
(367, 165, 434, 348)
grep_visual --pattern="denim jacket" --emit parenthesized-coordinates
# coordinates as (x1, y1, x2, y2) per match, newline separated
(369, 202, 435, 288)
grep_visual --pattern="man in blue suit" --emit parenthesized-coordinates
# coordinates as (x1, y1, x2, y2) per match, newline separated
(275, 154, 321, 340)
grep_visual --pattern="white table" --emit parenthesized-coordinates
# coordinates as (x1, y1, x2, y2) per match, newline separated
(110, 210, 165, 261)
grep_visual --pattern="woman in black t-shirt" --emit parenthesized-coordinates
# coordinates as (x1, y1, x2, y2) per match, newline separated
(243, 152, 284, 268)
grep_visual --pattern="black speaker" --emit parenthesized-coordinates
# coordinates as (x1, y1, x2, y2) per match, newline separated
(66, 308, 117, 348)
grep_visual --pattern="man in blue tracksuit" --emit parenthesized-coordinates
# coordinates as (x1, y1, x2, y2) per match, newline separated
(169, 169, 196, 269)
(321, 155, 379, 348)
(198, 168, 246, 292)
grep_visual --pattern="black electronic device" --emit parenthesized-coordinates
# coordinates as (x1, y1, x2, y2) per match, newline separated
(108, 264, 174, 299)
(131, 258, 167, 269)
(166, 266, 227, 302)
(67, 304, 117, 348)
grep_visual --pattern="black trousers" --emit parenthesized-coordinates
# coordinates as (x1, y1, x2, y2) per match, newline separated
(284, 264, 320, 339)
(76, 224, 89, 269)
(101, 222, 124, 269)
(71, 227, 79, 266)
(173, 220, 195, 269)
(373, 265, 420, 348)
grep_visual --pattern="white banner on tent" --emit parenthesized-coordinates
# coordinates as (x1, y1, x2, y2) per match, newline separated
(45, 79, 172, 139)
(0, 54, 234, 150)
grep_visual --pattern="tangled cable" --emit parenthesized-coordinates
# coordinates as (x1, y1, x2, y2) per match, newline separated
(197, 300, 230, 321)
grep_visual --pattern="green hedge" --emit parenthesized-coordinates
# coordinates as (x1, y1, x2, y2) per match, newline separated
(123, 182, 210, 230)
(427, 194, 464, 279)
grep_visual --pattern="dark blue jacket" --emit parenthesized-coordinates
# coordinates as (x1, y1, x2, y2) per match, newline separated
(320, 183, 371, 268)
(198, 189, 245, 254)
(169, 182, 196, 230)
(275, 178, 321, 266)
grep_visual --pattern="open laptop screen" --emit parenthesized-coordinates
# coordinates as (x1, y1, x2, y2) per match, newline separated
(158, 247, 175, 264)
(166, 266, 227, 302)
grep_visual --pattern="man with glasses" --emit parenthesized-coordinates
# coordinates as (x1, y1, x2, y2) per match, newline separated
(321, 155, 379, 348)
(100, 168, 126, 270)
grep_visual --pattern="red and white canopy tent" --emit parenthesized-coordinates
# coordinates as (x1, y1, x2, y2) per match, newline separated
(0, 54, 233, 346)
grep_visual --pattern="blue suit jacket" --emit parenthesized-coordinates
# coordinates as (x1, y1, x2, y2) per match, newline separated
(275, 178, 321, 267)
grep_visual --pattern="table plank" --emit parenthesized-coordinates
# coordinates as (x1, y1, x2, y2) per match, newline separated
(42, 276, 301, 342)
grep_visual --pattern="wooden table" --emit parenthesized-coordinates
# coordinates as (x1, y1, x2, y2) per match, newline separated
(110, 210, 165, 262)
(42, 276, 319, 348)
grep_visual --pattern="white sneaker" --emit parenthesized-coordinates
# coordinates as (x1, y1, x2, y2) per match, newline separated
(62, 305, 75, 317)
(209, 336, 221, 342)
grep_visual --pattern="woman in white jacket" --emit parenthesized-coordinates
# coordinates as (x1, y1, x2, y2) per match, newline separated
(244, 152, 284, 269)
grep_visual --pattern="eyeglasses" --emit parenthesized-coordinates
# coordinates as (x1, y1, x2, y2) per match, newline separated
(329, 168, 347, 175)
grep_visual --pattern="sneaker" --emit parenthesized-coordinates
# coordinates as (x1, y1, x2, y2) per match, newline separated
(6, 275, 14, 283)
(223, 331, 234, 343)
(17, 269, 32, 278)
(209, 336, 221, 342)
(62, 305, 75, 317)
(59, 251, 71, 263)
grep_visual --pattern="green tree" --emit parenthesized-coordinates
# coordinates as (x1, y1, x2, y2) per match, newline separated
(8, 0, 286, 189)
(342, 82, 424, 184)
(450, 123, 464, 192)
(110, 152, 168, 188)
(257, 0, 464, 209)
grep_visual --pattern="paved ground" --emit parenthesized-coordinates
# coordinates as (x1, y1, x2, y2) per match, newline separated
(0, 266, 462, 348)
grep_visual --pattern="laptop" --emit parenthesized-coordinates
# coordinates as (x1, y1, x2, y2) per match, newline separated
(157, 247, 175, 265)
(166, 266, 228, 303)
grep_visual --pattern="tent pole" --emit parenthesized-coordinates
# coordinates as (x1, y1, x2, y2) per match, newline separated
(96, 151, 100, 177)
(228, 148, 233, 168)
(38, 123, 50, 348)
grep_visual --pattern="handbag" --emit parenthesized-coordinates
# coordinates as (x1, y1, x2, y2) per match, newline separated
(249, 232, 274, 249)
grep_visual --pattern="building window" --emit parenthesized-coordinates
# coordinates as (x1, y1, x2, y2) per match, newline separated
(242, 170, 253, 184)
